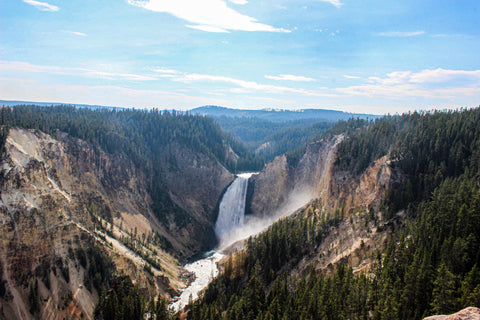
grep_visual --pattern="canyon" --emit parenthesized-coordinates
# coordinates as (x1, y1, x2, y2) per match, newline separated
(0, 126, 398, 319)
(1, 106, 479, 319)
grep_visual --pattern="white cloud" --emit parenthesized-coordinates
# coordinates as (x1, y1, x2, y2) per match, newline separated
(22, 0, 59, 11)
(152, 68, 180, 78)
(336, 68, 480, 99)
(367, 71, 412, 85)
(343, 75, 360, 79)
(0, 60, 332, 96)
(366, 69, 480, 86)
(229, 0, 248, 4)
(64, 31, 87, 37)
(265, 74, 316, 82)
(337, 83, 480, 99)
(317, 0, 343, 8)
(376, 31, 425, 37)
(186, 25, 229, 33)
(0, 78, 231, 109)
(153, 68, 179, 74)
(409, 68, 480, 83)
(127, 0, 289, 33)
(2, 60, 478, 109)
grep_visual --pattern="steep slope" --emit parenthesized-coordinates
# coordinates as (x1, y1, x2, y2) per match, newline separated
(156, 141, 233, 241)
(247, 134, 395, 275)
(188, 108, 480, 320)
(0, 126, 233, 319)
(0, 105, 239, 256)
(249, 136, 343, 219)
(249, 133, 392, 221)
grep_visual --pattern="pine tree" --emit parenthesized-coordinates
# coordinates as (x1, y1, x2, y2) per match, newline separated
(431, 264, 458, 314)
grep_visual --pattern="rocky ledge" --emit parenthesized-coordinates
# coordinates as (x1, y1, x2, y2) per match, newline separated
(424, 307, 480, 320)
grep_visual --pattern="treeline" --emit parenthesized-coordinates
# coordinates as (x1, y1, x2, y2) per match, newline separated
(336, 108, 480, 213)
(214, 116, 334, 163)
(0, 105, 263, 222)
(187, 108, 480, 319)
(0, 105, 261, 171)
(369, 175, 480, 318)
(213, 116, 301, 144)
(0, 126, 8, 156)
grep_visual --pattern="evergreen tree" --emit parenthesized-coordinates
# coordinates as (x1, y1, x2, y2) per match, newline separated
(431, 264, 458, 315)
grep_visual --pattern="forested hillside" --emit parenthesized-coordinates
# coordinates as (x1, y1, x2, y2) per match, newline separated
(335, 109, 480, 213)
(0, 105, 261, 225)
(192, 106, 379, 163)
(206, 115, 333, 163)
(188, 108, 480, 320)
(0, 105, 261, 171)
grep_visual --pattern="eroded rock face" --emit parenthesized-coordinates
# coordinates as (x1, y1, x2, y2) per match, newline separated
(248, 135, 397, 275)
(249, 135, 345, 219)
(157, 142, 234, 250)
(250, 134, 392, 221)
(424, 307, 480, 320)
(0, 128, 233, 319)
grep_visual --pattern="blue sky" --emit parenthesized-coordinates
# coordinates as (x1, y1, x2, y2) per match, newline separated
(0, 0, 479, 114)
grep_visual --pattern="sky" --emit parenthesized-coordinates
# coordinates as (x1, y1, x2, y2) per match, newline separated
(0, 0, 479, 114)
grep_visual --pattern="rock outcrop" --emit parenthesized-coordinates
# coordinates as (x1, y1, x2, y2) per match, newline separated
(157, 141, 234, 252)
(250, 134, 393, 220)
(249, 136, 343, 220)
(424, 307, 480, 320)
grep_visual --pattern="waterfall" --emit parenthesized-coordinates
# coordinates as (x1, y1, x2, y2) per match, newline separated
(171, 172, 254, 311)
(215, 173, 253, 247)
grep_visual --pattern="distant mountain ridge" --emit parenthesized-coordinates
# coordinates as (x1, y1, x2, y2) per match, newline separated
(190, 105, 379, 122)
(1, 101, 379, 122)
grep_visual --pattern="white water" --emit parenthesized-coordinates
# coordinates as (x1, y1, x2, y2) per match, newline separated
(170, 173, 255, 312)
(171, 252, 224, 312)
(215, 173, 254, 247)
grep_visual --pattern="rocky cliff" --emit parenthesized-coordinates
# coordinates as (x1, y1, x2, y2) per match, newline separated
(0, 127, 233, 319)
(248, 134, 397, 274)
(250, 133, 394, 219)
(249, 136, 342, 220)
(156, 141, 234, 251)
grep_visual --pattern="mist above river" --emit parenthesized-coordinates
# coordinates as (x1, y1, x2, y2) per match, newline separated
(216, 173, 314, 250)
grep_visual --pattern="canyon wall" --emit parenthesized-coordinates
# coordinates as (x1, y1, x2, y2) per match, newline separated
(0, 127, 233, 319)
